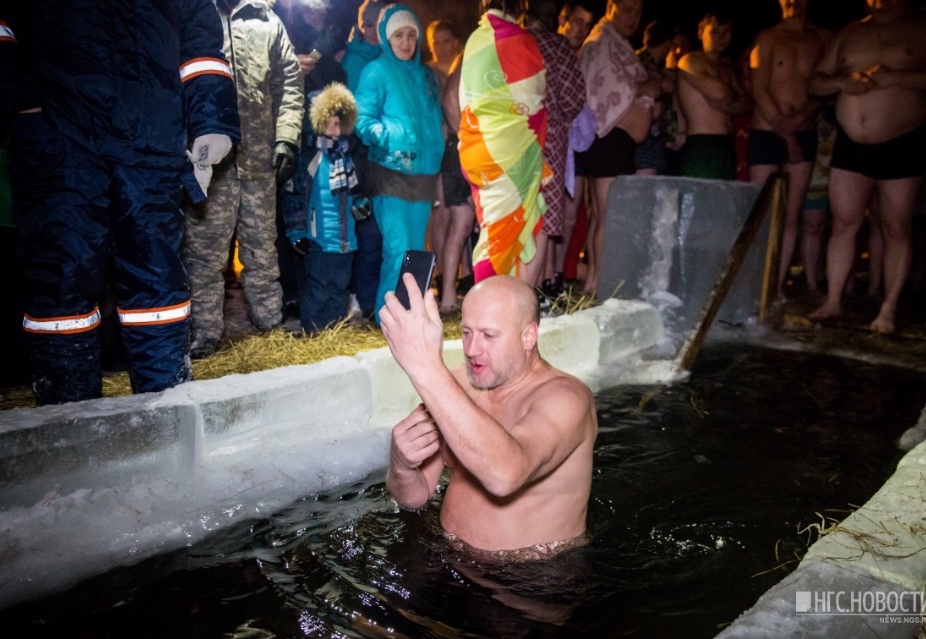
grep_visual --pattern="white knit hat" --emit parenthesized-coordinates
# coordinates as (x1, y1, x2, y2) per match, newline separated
(384, 8, 419, 42)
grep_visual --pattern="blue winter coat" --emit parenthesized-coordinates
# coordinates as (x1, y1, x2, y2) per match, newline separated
(304, 142, 357, 254)
(354, 4, 443, 177)
(0, 0, 240, 171)
(283, 129, 357, 255)
(341, 29, 381, 94)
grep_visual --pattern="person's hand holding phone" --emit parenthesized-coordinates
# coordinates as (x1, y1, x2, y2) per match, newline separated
(394, 250, 435, 310)
(380, 272, 445, 385)
(297, 50, 321, 77)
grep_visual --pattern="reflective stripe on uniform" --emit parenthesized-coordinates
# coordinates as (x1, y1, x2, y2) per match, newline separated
(0, 21, 16, 42)
(23, 307, 101, 334)
(179, 57, 232, 82)
(117, 301, 191, 326)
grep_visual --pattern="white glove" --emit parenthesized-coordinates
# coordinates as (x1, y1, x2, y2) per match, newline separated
(186, 133, 233, 195)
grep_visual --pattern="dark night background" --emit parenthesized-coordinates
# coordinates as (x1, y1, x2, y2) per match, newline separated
(327, 0, 888, 62)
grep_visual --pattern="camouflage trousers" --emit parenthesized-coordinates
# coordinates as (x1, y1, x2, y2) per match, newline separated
(182, 173, 282, 343)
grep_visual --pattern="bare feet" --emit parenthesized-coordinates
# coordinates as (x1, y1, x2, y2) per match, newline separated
(808, 300, 842, 322)
(869, 304, 895, 334)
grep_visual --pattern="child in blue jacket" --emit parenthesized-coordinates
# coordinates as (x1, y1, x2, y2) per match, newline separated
(282, 82, 364, 333)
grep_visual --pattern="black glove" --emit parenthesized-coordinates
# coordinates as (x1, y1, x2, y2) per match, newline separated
(291, 237, 310, 256)
(351, 196, 373, 222)
(273, 141, 298, 184)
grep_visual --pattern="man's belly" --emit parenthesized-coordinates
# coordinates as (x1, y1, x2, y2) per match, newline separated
(837, 88, 926, 143)
(440, 481, 585, 552)
(752, 91, 817, 131)
(685, 107, 733, 136)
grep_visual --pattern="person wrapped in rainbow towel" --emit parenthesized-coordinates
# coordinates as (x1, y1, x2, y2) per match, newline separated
(459, 0, 551, 286)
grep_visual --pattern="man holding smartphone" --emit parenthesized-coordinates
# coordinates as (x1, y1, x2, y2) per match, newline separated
(380, 274, 597, 556)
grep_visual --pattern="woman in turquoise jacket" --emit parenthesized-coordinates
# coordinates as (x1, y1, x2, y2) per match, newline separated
(342, 0, 383, 93)
(354, 3, 444, 321)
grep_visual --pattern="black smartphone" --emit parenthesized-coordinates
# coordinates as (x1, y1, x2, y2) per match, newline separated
(395, 250, 436, 310)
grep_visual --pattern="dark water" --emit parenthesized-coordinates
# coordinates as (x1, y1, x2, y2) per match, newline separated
(4, 344, 926, 639)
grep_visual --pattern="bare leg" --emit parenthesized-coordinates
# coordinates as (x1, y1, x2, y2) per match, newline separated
(459, 196, 476, 280)
(809, 168, 874, 320)
(439, 202, 476, 312)
(750, 164, 783, 294)
(584, 176, 614, 294)
(865, 192, 883, 299)
(636, 167, 657, 176)
(555, 176, 585, 276)
(870, 176, 921, 333)
(750, 162, 814, 298)
(801, 206, 827, 294)
(519, 234, 550, 287)
(429, 179, 449, 292)
(778, 161, 815, 299)
(542, 240, 556, 283)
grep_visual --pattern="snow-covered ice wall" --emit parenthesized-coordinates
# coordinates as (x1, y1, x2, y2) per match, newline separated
(0, 302, 666, 608)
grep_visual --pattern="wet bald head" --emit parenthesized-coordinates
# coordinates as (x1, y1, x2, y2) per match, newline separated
(461, 276, 542, 388)
(464, 275, 540, 330)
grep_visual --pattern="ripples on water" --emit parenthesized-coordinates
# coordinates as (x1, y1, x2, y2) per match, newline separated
(5, 345, 925, 638)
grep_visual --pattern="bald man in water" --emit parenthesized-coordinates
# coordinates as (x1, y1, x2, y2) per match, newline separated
(380, 274, 597, 555)
(809, 0, 926, 333)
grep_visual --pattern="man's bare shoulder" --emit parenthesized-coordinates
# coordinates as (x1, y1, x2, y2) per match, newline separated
(529, 366, 595, 417)
(678, 51, 707, 73)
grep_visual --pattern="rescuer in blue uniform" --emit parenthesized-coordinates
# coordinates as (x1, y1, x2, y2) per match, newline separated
(0, 0, 241, 405)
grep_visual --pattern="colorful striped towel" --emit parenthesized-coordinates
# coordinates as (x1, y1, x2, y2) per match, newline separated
(459, 10, 550, 281)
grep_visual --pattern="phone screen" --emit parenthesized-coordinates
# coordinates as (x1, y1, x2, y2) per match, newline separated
(395, 250, 436, 310)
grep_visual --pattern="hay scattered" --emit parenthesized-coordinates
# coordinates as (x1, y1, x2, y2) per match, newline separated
(753, 504, 926, 580)
(547, 287, 608, 317)
(0, 386, 35, 410)
(1, 292, 596, 410)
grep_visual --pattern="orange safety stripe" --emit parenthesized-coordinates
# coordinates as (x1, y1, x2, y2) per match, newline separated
(0, 21, 15, 42)
(23, 307, 101, 335)
(117, 301, 191, 327)
(179, 56, 232, 82)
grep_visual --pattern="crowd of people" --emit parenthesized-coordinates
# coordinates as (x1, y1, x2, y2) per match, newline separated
(1, 0, 924, 405)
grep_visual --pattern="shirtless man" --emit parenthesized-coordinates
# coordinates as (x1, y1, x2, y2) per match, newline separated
(676, 12, 751, 179)
(558, 1, 595, 52)
(749, 0, 829, 300)
(809, 0, 926, 333)
(381, 274, 597, 553)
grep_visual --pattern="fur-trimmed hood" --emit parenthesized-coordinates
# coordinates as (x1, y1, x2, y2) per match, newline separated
(308, 82, 358, 135)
